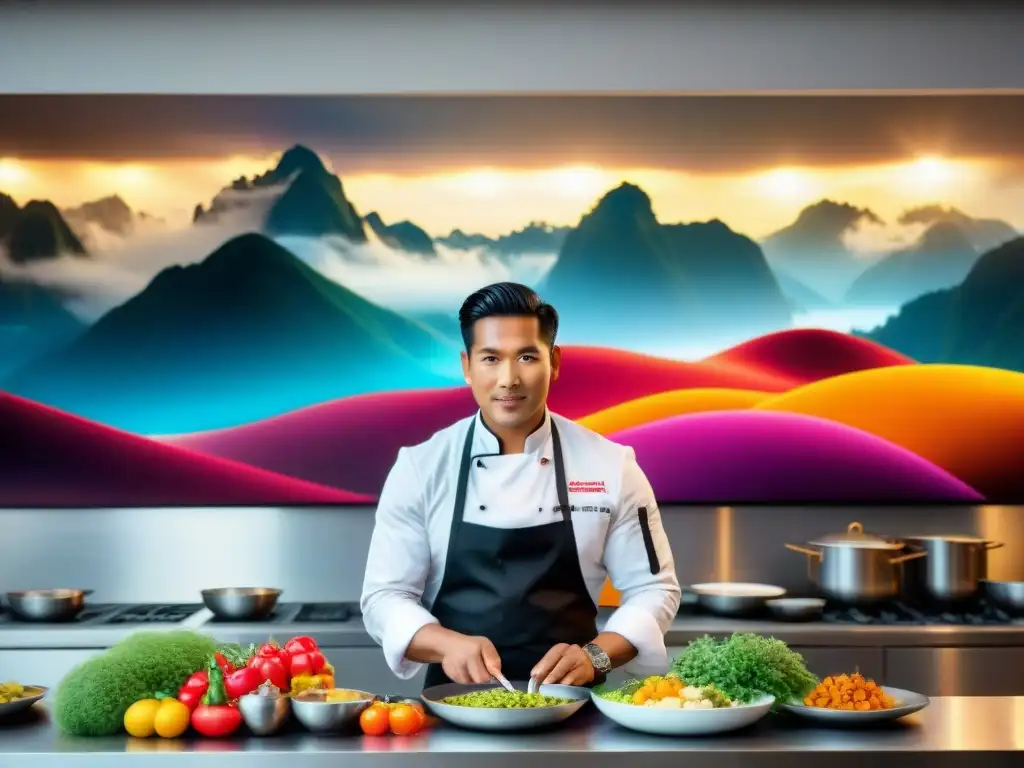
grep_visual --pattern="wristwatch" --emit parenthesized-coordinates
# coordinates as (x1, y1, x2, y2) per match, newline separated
(583, 643, 612, 684)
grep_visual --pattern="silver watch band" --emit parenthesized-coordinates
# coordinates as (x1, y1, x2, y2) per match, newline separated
(583, 642, 612, 673)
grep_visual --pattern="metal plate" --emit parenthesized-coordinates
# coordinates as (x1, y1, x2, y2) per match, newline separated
(421, 681, 589, 732)
(0, 685, 47, 720)
(778, 685, 930, 725)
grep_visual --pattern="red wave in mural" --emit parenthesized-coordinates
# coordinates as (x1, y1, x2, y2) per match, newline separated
(0, 392, 370, 507)
(607, 410, 983, 503)
(704, 328, 916, 385)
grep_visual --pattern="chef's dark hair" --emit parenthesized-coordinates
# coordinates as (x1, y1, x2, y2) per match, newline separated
(458, 282, 559, 353)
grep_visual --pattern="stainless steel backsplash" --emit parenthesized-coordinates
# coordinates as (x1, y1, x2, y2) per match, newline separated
(0, 506, 1020, 602)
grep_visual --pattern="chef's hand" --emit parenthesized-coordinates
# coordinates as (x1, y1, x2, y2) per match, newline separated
(531, 643, 595, 686)
(441, 634, 504, 685)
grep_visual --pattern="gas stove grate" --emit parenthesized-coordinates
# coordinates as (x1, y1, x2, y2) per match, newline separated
(104, 604, 204, 624)
(293, 602, 360, 623)
(822, 599, 1019, 626)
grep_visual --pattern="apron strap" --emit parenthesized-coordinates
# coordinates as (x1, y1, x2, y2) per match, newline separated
(550, 421, 572, 532)
(446, 418, 476, 555)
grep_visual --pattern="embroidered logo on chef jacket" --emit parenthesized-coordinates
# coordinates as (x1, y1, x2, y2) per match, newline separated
(568, 480, 607, 493)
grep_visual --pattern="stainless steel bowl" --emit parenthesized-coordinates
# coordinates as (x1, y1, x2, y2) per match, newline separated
(4, 589, 92, 621)
(238, 692, 292, 735)
(291, 690, 376, 733)
(688, 582, 786, 616)
(766, 597, 826, 622)
(200, 587, 281, 620)
(982, 580, 1024, 615)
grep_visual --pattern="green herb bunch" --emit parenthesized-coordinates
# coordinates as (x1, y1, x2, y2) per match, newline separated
(670, 633, 818, 706)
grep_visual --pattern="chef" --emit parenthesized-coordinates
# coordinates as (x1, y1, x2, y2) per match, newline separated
(360, 282, 681, 689)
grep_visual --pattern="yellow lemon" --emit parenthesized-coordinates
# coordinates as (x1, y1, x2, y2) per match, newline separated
(123, 698, 161, 737)
(153, 697, 191, 738)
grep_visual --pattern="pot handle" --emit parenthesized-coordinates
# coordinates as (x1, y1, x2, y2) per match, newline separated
(985, 541, 1005, 550)
(785, 543, 822, 559)
(889, 550, 928, 565)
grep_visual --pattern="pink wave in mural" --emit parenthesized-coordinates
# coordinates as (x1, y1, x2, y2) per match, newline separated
(0, 392, 370, 507)
(608, 410, 983, 503)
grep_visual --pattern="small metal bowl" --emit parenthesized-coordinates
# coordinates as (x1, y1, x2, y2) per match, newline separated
(291, 690, 376, 733)
(5, 589, 92, 622)
(238, 691, 292, 736)
(766, 597, 826, 622)
(200, 587, 281, 620)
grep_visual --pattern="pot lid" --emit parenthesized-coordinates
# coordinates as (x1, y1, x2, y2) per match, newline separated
(808, 522, 903, 549)
(903, 534, 989, 544)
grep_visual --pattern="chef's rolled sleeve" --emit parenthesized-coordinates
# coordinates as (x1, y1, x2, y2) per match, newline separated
(360, 448, 439, 680)
(602, 448, 681, 675)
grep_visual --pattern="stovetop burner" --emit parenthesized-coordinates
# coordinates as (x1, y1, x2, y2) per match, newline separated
(822, 599, 1020, 626)
(0, 605, 117, 624)
(104, 604, 204, 624)
(293, 602, 360, 623)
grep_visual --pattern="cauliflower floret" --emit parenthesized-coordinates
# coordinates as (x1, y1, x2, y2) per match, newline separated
(683, 699, 715, 710)
(681, 685, 705, 702)
(653, 697, 682, 709)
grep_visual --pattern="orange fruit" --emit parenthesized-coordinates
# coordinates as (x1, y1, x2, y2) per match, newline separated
(359, 703, 391, 736)
(389, 703, 424, 736)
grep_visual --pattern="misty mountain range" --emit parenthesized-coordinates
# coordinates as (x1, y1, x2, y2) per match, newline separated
(0, 143, 1022, 432)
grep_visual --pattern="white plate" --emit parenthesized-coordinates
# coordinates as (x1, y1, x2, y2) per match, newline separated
(591, 692, 775, 736)
(778, 686, 930, 725)
(421, 682, 590, 732)
(0, 685, 47, 720)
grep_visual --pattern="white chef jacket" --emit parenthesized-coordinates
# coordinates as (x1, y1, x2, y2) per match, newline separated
(360, 409, 681, 680)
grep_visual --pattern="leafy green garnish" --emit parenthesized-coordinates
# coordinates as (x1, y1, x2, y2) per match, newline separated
(670, 633, 818, 707)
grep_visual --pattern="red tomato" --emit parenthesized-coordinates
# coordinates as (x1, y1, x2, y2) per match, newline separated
(289, 650, 326, 677)
(191, 704, 242, 738)
(177, 688, 203, 711)
(223, 665, 265, 700)
(248, 655, 289, 691)
(253, 642, 288, 661)
(283, 636, 319, 657)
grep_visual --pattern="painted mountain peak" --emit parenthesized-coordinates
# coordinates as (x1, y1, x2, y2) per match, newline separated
(365, 211, 436, 255)
(0, 194, 88, 264)
(193, 145, 367, 242)
(2, 232, 457, 434)
(542, 181, 791, 352)
(861, 235, 1024, 372)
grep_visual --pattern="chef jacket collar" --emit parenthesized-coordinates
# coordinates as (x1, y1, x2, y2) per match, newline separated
(474, 407, 552, 457)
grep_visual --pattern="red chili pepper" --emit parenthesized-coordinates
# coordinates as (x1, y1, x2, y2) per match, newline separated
(289, 650, 326, 677)
(223, 665, 265, 700)
(283, 636, 319, 657)
(214, 652, 235, 675)
(248, 655, 289, 691)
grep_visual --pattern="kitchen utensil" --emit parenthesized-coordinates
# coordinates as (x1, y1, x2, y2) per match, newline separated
(291, 689, 376, 733)
(4, 590, 93, 622)
(238, 690, 291, 735)
(590, 692, 774, 736)
(785, 522, 926, 605)
(0, 685, 47, 721)
(778, 686, 929, 725)
(493, 672, 516, 693)
(901, 535, 1004, 604)
(765, 597, 825, 621)
(981, 580, 1024, 615)
(687, 582, 786, 616)
(200, 587, 281, 620)
(421, 681, 589, 732)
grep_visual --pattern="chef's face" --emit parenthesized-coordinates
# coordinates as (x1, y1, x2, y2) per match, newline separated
(461, 315, 560, 433)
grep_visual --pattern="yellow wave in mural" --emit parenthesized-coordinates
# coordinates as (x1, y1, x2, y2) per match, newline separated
(578, 388, 774, 435)
(754, 364, 1024, 501)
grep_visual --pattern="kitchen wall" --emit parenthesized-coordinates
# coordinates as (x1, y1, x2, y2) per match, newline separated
(0, 505, 1020, 603)
(1, 2, 1022, 601)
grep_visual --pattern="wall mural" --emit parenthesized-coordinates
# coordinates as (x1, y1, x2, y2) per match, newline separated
(0, 94, 1022, 507)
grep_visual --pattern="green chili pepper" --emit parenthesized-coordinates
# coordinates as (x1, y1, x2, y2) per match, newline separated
(202, 653, 229, 706)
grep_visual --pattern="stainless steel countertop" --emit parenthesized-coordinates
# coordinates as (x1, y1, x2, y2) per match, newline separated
(2, 606, 1022, 649)
(2, 696, 1022, 766)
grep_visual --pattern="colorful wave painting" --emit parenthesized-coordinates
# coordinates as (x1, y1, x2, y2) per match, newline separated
(3, 328, 1022, 506)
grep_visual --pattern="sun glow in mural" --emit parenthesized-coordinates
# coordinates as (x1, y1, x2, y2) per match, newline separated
(1, 94, 1023, 507)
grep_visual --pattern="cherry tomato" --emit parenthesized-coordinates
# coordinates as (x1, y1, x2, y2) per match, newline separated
(248, 656, 289, 691)
(389, 703, 424, 736)
(359, 703, 391, 736)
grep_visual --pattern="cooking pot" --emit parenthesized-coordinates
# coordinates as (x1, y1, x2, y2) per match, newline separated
(785, 522, 926, 605)
(900, 535, 1003, 605)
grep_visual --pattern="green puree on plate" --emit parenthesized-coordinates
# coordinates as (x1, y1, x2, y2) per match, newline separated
(441, 689, 574, 708)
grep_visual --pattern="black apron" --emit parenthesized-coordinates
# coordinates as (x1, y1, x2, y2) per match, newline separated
(423, 417, 599, 689)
